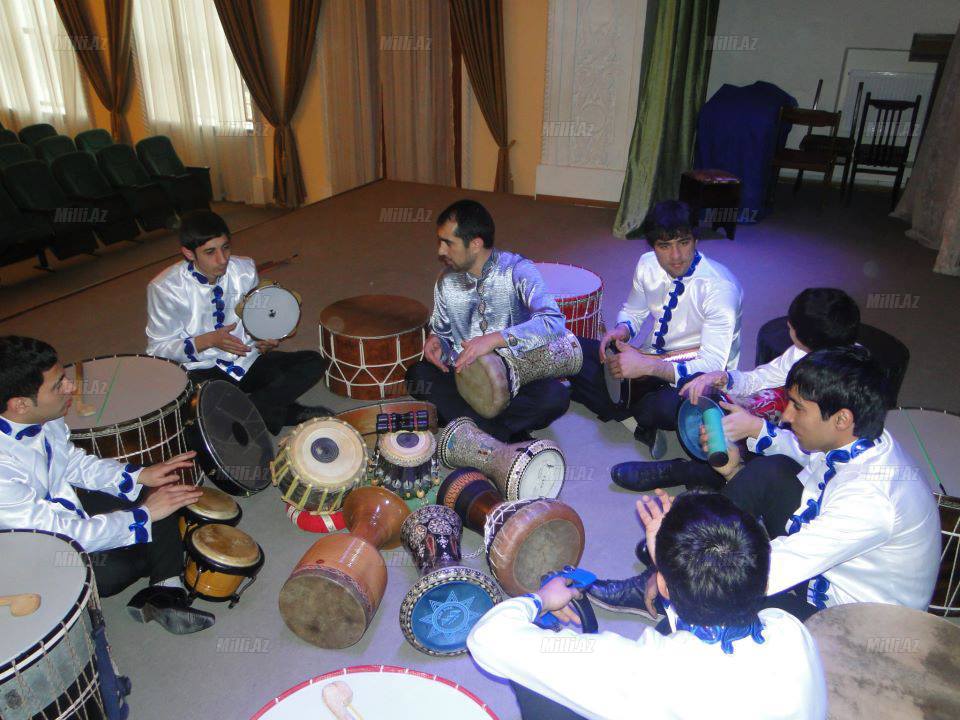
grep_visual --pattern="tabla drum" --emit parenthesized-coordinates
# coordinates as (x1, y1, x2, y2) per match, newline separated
(0, 530, 122, 719)
(335, 400, 439, 452)
(535, 262, 604, 340)
(438, 468, 585, 597)
(236, 282, 302, 341)
(188, 380, 274, 496)
(65, 354, 197, 484)
(271, 417, 367, 512)
(885, 407, 960, 616)
(184, 523, 264, 607)
(438, 417, 565, 500)
(398, 505, 500, 656)
(179, 485, 242, 538)
(455, 331, 582, 419)
(250, 666, 499, 720)
(806, 602, 960, 719)
(373, 430, 438, 499)
(284, 503, 346, 534)
(279, 486, 410, 648)
(319, 295, 430, 400)
(604, 345, 700, 408)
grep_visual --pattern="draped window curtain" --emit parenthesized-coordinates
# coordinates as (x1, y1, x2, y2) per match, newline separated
(0, 0, 90, 134)
(614, 0, 719, 237)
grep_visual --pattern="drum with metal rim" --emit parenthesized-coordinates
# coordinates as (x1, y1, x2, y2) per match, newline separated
(536, 262, 604, 340)
(179, 485, 242, 539)
(398, 505, 500, 656)
(374, 430, 438, 499)
(604, 345, 699, 408)
(236, 282, 302, 341)
(271, 417, 367, 512)
(438, 417, 565, 500)
(65, 353, 197, 484)
(184, 523, 264, 607)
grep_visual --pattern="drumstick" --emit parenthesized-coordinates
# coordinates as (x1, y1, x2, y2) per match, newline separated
(72, 361, 97, 416)
(321, 681, 365, 720)
(0, 593, 41, 617)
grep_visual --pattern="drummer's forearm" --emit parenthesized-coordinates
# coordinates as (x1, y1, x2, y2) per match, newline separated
(645, 359, 677, 383)
(192, 332, 214, 353)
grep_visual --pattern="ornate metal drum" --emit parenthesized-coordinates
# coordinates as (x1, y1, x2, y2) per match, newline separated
(319, 295, 430, 400)
(455, 331, 582, 419)
(438, 468, 585, 597)
(184, 523, 264, 607)
(438, 417, 565, 500)
(279, 486, 410, 649)
(373, 430, 438, 499)
(236, 282, 302, 341)
(178, 485, 241, 538)
(65, 354, 197, 484)
(271, 417, 367, 512)
(398, 505, 500, 656)
(336, 400, 439, 452)
(604, 345, 699, 408)
(536, 262, 604, 339)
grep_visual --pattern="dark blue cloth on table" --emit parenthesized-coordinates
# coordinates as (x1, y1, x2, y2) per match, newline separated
(694, 81, 797, 217)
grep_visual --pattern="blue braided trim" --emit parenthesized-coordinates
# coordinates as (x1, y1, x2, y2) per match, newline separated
(129, 508, 149, 544)
(652, 252, 701, 354)
(45, 492, 86, 519)
(754, 419, 778, 455)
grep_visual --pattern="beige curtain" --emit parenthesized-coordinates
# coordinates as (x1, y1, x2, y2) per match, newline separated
(376, 0, 454, 185)
(892, 24, 960, 276)
(320, 0, 380, 193)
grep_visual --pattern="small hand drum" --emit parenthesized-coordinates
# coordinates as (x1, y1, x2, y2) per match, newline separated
(183, 523, 264, 607)
(604, 345, 699, 408)
(236, 283, 302, 341)
(399, 505, 500, 656)
(178, 485, 241, 539)
(373, 430, 438, 499)
(677, 396, 729, 467)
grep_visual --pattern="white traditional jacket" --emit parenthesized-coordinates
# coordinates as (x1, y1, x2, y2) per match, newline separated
(750, 425, 941, 610)
(727, 344, 807, 397)
(146, 256, 260, 377)
(616, 251, 743, 385)
(0, 416, 149, 552)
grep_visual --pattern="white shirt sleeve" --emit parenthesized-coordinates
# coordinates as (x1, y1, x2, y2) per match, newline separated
(728, 345, 805, 397)
(146, 281, 202, 363)
(746, 421, 812, 467)
(62, 441, 144, 502)
(673, 280, 742, 382)
(615, 262, 650, 340)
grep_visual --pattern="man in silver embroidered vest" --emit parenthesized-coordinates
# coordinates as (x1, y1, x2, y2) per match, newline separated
(405, 199, 570, 442)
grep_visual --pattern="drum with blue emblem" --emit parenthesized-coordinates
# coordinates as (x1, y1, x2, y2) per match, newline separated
(399, 505, 500, 656)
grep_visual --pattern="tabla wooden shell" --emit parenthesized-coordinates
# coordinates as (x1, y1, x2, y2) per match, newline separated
(178, 485, 242, 539)
(184, 524, 263, 604)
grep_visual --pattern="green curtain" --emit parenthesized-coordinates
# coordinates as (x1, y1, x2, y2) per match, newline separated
(614, 0, 718, 237)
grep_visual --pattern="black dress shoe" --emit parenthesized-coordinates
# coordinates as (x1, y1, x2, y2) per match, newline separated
(587, 567, 662, 617)
(127, 587, 215, 635)
(611, 459, 686, 492)
(635, 539, 652, 566)
(285, 403, 334, 427)
(633, 424, 667, 459)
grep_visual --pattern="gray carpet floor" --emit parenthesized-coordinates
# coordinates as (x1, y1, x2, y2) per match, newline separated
(1, 179, 957, 719)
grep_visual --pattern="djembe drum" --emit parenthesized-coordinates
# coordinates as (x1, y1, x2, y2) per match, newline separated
(178, 485, 241, 538)
(438, 468, 585, 596)
(183, 524, 264, 607)
(536, 262, 604, 339)
(319, 295, 430, 400)
(279, 486, 410, 649)
(398, 505, 500, 656)
(455, 331, 583, 419)
(438, 417, 565, 500)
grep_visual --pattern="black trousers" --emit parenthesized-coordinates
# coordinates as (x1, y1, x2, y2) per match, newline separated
(77, 490, 184, 598)
(404, 360, 571, 442)
(188, 350, 327, 434)
(510, 681, 588, 720)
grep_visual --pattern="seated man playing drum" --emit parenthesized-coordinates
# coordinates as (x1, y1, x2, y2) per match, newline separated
(0, 336, 214, 634)
(612, 288, 860, 494)
(406, 199, 571, 442)
(468, 491, 827, 720)
(590, 347, 942, 621)
(146, 210, 329, 435)
(570, 200, 742, 458)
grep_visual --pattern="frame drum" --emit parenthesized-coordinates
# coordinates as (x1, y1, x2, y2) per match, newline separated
(237, 283, 302, 341)
(179, 485, 242, 538)
(535, 262, 604, 340)
(184, 524, 264, 607)
(604, 345, 700, 408)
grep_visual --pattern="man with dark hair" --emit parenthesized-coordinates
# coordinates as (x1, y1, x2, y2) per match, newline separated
(468, 491, 826, 719)
(0, 336, 215, 634)
(590, 347, 941, 619)
(405, 199, 570, 441)
(570, 199, 743, 457)
(611, 288, 860, 493)
(146, 209, 329, 434)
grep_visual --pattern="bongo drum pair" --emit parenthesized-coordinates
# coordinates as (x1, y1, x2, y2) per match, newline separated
(183, 523, 264, 607)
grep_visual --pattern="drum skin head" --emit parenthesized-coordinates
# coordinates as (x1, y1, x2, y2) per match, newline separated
(378, 431, 436, 468)
(190, 524, 261, 567)
(188, 486, 240, 521)
(240, 284, 301, 341)
(287, 417, 367, 489)
(454, 354, 510, 419)
(280, 571, 370, 649)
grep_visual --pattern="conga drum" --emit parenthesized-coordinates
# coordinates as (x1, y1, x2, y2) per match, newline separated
(438, 468, 585, 597)
(398, 505, 500, 656)
(271, 417, 368, 512)
(455, 331, 582, 419)
(179, 485, 242, 538)
(336, 400, 439, 452)
(373, 430, 438, 499)
(438, 417, 565, 500)
(319, 295, 430, 400)
(236, 282, 302, 341)
(604, 345, 699, 408)
(536, 262, 604, 339)
(65, 354, 197, 484)
(806, 603, 960, 719)
(279, 486, 410, 649)
(184, 524, 264, 607)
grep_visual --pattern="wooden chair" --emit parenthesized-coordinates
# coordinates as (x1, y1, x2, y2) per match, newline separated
(768, 106, 841, 209)
(798, 81, 864, 194)
(844, 93, 922, 210)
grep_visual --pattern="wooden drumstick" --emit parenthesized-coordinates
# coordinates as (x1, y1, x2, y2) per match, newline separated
(322, 681, 365, 720)
(72, 361, 97, 417)
(0, 593, 41, 617)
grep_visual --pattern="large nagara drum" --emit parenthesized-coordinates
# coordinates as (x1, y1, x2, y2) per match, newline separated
(455, 331, 582, 419)
(438, 468, 585, 597)
(279, 486, 410, 649)
(536, 262, 604, 340)
(438, 417, 565, 500)
(398, 505, 500, 656)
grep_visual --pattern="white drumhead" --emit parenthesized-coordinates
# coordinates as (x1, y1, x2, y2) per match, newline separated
(241, 285, 301, 340)
(518, 448, 564, 499)
(252, 666, 497, 720)
(885, 409, 960, 496)
(535, 263, 602, 299)
(288, 418, 367, 490)
(0, 531, 88, 672)
(65, 355, 189, 430)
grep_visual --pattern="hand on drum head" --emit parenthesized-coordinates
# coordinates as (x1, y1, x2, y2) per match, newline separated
(537, 576, 583, 627)
(636, 490, 672, 567)
(599, 323, 631, 364)
(138, 451, 198, 487)
(717, 400, 764, 443)
(196, 323, 251, 356)
(679, 371, 728, 404)
(254, 338, 280, 354)
(454, 333, 506, 372)
(423, 334, 448, 372)
(698, 424, 742, 478)
(142, 482, 204, 521)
